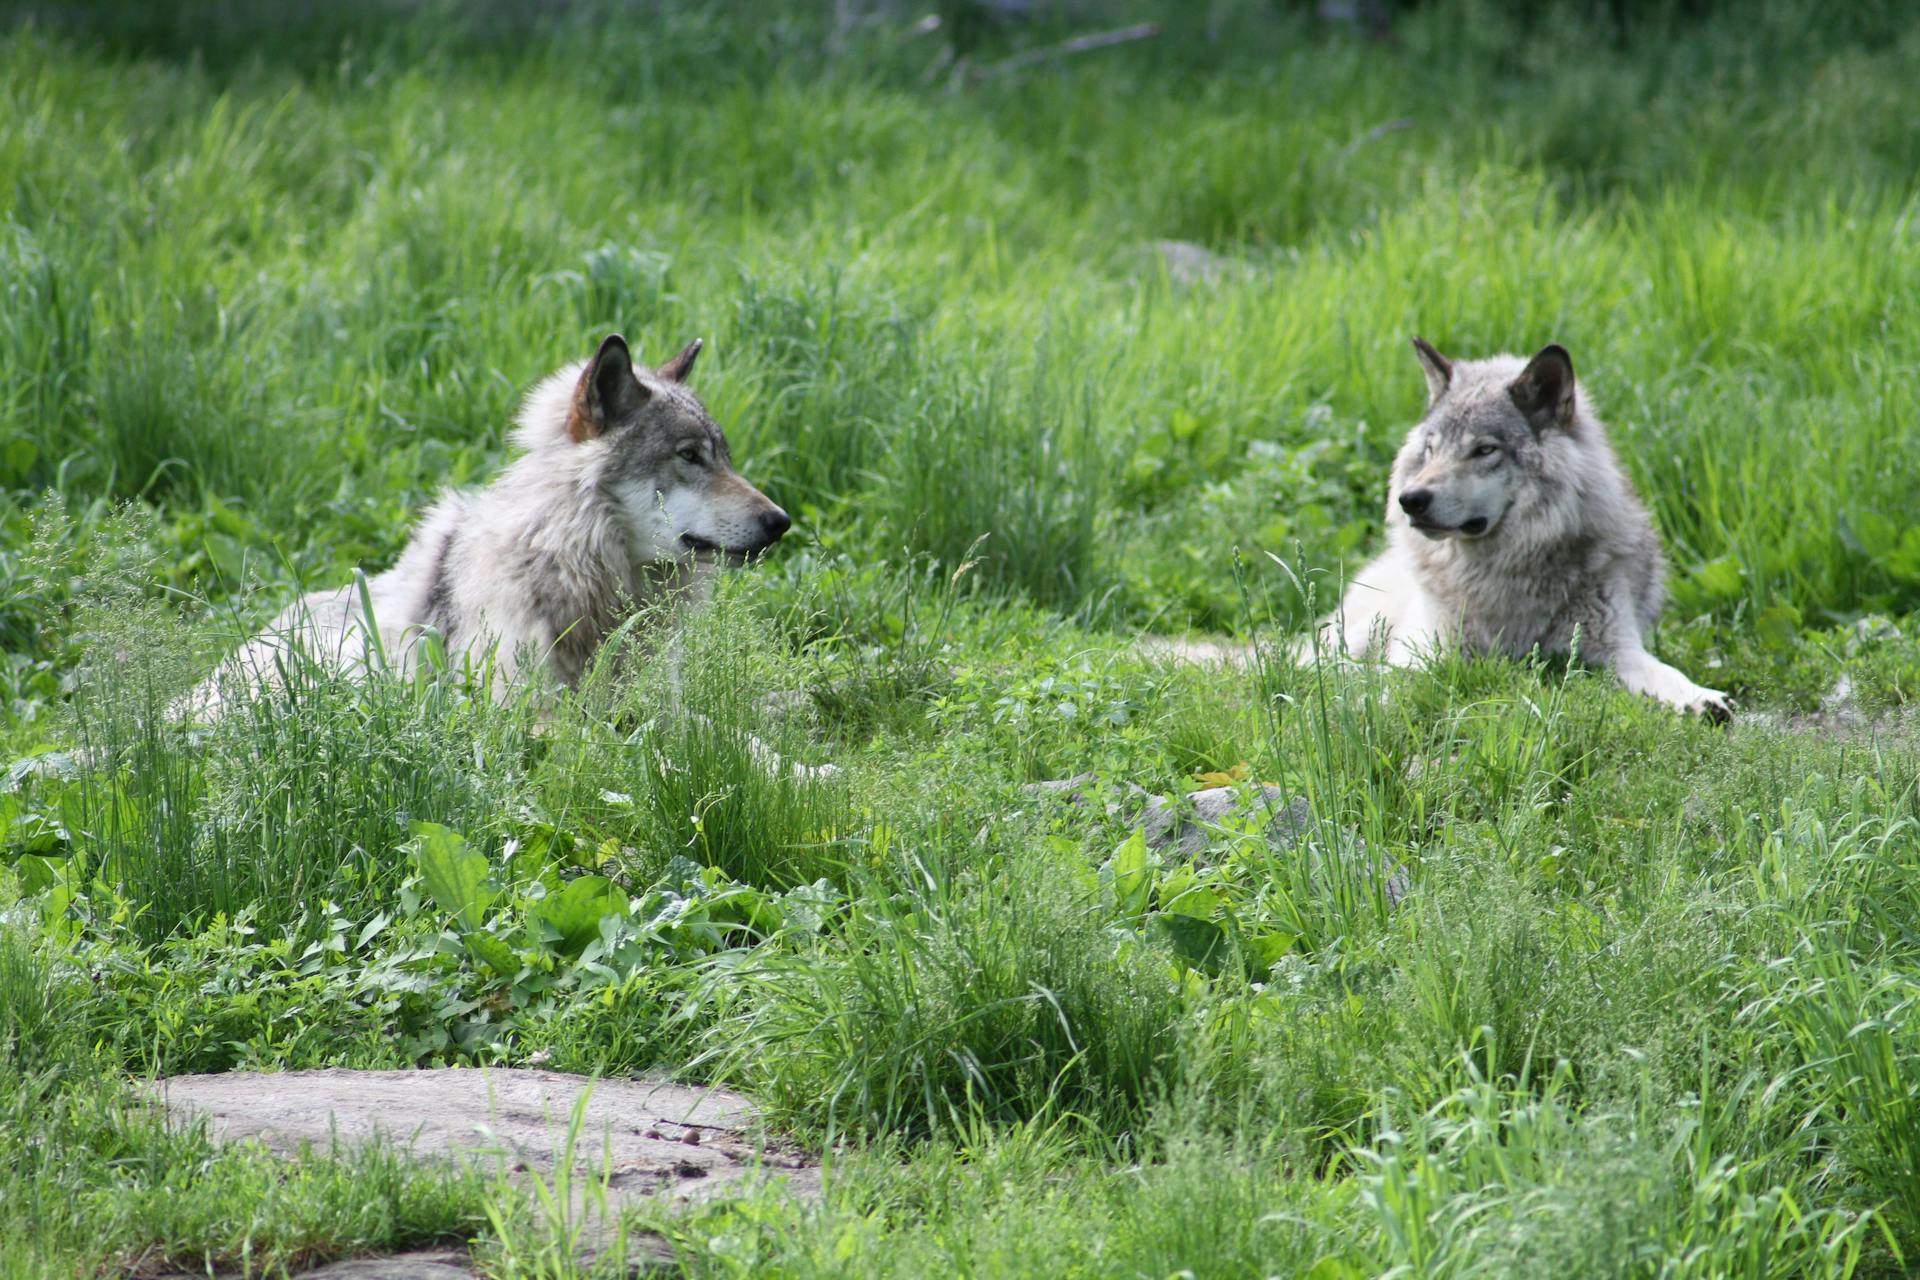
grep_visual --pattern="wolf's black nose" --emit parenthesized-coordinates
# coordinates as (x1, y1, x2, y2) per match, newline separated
(1399, 489, 1433, 517)
(761, 507, 791, 542)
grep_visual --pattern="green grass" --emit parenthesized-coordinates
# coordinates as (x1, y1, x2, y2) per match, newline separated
(3, 0, 1920, 1275)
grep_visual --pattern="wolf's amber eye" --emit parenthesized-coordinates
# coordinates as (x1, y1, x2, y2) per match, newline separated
(677, 446, 704, 464)
(1472, 444, 1499, 459)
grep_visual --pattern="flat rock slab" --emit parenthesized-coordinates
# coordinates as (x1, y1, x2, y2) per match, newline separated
(150, 1068, 817, 1276)
(289, 1248, 478, 1279)
(141, 1249, 480, 1280)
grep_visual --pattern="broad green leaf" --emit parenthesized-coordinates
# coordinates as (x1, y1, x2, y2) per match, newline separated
(43, 877, 77, 945)
(410, 821, 495, 933)
(1152, 913, 1227, 975)
(1111, 827, 1155, 920)
(465, 932, 519, 977)
(528, 875, 627, 958)
(354, 912, 392, 950)
(1157, 863, 1197, 905)
(1686, 556, 1744, 603)
(1250, 932, 1298, 970)
(1162, 884, 1223, 920)
(14, 853, 63, 895)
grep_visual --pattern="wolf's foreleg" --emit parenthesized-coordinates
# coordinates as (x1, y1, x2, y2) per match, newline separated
(1377, 587, 1442, 668)
(1610, 645, 1732, 723)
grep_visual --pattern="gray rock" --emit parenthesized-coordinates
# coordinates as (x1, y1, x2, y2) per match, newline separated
(1146, 240, 1255, 287)
(148, 1068, 817, 1275)
(1023, 773, 1408, 907)
(295, 1249, 478, 1279)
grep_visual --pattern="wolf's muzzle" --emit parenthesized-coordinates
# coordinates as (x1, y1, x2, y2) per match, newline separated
(683, 506, 791, 560)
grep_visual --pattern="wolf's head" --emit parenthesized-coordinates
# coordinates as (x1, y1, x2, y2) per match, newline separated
(549, 333, 790, 566)
(1389, 339, 1585, 543)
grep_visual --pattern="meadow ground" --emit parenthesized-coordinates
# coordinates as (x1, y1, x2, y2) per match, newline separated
(3, 1, 1920, 1275)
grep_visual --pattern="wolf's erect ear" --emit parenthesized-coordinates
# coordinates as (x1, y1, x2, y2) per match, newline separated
(569, 333, 650, 443)
(657, 338, 703, 383)
(1508, 344, 1577, 433)
(1411, 336, 1453, 406)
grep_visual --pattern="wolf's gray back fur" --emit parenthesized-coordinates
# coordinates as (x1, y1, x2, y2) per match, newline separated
(1310, 339, 1729, 720)
(186, 334, 788, 715)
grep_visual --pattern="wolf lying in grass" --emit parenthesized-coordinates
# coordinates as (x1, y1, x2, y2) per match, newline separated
(1308, 339, 1732, 722)
(185, 333, 791, 717)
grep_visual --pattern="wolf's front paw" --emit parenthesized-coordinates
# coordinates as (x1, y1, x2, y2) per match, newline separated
(1291, 623, 1353, 668)
(1616, 655, 1734, 726)
(1687, 687, 1733, 725)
